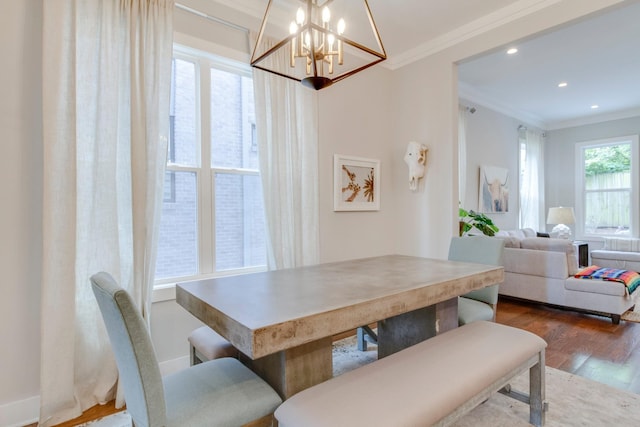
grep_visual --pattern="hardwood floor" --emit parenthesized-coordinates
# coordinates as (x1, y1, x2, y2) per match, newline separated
(496, 296, 640, 394)
(41, 297, 640, 426)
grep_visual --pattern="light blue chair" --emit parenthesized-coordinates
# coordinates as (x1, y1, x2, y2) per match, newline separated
(91, 272, 282, 427)
(448, 236, 505, 325)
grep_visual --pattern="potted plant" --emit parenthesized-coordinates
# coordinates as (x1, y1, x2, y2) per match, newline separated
(459, 207, 499, 237)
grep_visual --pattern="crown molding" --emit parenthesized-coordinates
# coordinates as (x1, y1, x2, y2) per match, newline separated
(458, 82, 548, 130)
(547, 108, 640, 131)
(384, 0, 562, 70)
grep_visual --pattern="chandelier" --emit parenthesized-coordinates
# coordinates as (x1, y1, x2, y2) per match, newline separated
(251, 0, 386, 90)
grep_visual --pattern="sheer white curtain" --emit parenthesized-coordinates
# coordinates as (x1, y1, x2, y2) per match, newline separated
(40, 1, 173, 425)
(519, 128, 546, 230)
(458, 105, 468, 207)
(251, 35, 320, 269)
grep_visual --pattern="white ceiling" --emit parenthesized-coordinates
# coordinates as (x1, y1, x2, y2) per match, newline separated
(212, 0, 640, 130)
(457, 1, 640, 129)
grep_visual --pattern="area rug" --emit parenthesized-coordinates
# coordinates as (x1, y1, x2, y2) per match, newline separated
(621, 303, 640, 322)
(82, 336, 640, 426)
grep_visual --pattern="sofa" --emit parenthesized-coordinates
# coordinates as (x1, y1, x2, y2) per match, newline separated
(494, 229, 638, 324)
(591, 237, 640, 272)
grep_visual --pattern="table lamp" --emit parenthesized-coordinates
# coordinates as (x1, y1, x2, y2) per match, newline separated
(547, 207, 575, 239)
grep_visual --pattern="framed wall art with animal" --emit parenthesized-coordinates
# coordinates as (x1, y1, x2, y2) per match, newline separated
(479, 165, 509, 213)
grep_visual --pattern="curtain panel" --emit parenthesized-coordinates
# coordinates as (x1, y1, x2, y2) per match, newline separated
(251, 33, 320, 270)
(40, 1, 173, 425)
(519, 128, 546, 231)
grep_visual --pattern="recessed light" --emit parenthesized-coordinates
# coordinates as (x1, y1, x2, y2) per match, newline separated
(558, 82, 568, 88)
(591, 105, 599, 109)
(506, 48, 518, 55)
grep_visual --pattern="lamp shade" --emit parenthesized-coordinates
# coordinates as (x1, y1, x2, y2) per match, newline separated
(250, 0, 386, 90)
(546, 207, 576, 225)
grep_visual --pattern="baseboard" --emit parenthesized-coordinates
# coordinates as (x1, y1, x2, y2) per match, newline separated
(0, 358, 188, 427)
(0, 395, 39, 427)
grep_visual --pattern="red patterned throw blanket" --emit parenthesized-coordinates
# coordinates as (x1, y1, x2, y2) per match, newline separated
(575, 265, 640, 295)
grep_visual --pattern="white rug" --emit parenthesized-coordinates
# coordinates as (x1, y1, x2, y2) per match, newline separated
(83, 337, 640, 426)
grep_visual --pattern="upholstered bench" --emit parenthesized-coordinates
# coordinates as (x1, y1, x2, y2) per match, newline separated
(591, 237, 640, 273)
(188, 326, 238, 365)
(275, 321, 547, 427)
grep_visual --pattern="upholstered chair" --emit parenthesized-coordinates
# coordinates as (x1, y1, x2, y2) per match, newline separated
(448, 236, 505, 325)
(91, 272, 282, 427)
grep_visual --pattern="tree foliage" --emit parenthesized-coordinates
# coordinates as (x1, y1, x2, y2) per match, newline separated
(584, 144, 631, 176)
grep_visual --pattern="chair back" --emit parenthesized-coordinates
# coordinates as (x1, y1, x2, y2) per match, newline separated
(91, 272, 167, 427)
(448, 236, 505, 304)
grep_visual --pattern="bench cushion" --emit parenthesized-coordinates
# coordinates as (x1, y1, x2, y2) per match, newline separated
(275, 321, 546, 427)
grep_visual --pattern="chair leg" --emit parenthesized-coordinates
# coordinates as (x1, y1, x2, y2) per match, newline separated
(357, 326, 378, 351)
(357, 327, 367, 351)
(190, 344, 201, 366)
(529, 351, 547, 427)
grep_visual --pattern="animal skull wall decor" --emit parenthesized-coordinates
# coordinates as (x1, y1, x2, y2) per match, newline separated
(403, 141, 428, 191)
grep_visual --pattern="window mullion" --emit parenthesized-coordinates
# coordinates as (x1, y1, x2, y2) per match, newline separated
(199, 58, 214, 275)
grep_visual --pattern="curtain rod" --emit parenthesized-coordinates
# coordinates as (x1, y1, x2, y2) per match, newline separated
(175, 3, 249, 33)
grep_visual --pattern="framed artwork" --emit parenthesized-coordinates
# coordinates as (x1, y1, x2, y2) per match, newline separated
(479, 165, 509, 213)
(334, 154, 380, 211)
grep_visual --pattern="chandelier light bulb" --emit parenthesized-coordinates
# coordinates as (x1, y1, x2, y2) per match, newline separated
(337, 18, 345, 34)
(289, 21, 297, 35)
(296, 7, 305, 25)
(322, 6, 331, 23)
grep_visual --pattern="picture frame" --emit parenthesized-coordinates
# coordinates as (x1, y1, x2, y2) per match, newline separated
(479, 165, 509, 213)
(334, 154, 380, 211)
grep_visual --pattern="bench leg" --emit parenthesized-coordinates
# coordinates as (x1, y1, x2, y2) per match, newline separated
(612, 314, 621, 325)
(529, 350, 546, 427)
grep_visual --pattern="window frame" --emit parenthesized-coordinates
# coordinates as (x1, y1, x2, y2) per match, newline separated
(154, 44, 266, 298)
(574, 135, 639, 239)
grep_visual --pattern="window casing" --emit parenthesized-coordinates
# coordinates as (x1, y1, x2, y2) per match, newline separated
(575, 135, 639, 238)
(155, 45, 266, 287)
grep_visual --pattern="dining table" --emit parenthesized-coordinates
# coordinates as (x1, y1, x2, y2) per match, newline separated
(176, 254, 503, 399)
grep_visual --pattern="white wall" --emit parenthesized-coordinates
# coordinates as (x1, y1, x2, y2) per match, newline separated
(0, 0, 43, 423)
(461, 102, 530, 232)
(317, 67, 395, 263)
(1, 0, 626, 425)
(388, 0, 626, 258)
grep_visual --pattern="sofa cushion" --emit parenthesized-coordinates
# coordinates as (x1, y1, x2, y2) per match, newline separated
(519, 238, 578, 276)
(504, 248, 570, 280)
(495, 236, 521, 248)
(564, 277, 627, 297)
(604, 237, 640, 252)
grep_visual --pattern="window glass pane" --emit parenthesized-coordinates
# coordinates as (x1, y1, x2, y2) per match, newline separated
(156, 171, 198, 279)
(585, 190, 631, 236)
(582, 142, 632, 236)
(170, 58, 198, 166)
(214, 173, 266, 271)
(584, 144, 631, 190)
(211, 69, 257, 169)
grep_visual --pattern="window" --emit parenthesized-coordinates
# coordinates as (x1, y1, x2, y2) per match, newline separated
(155, 46, 266, 284)
(575, 135, 639, 238)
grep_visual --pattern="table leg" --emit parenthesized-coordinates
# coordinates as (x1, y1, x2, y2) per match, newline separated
(246, 336, 333, 399)
(377, 297, 458, 358)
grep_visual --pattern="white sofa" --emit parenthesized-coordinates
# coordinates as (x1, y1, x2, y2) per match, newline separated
(495, 229, 638, 324)
(591, 237, 640, 272)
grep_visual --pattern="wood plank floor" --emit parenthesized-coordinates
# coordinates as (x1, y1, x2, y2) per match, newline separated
(42, 297, 640, 426)
(496, 297, 640, 394)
